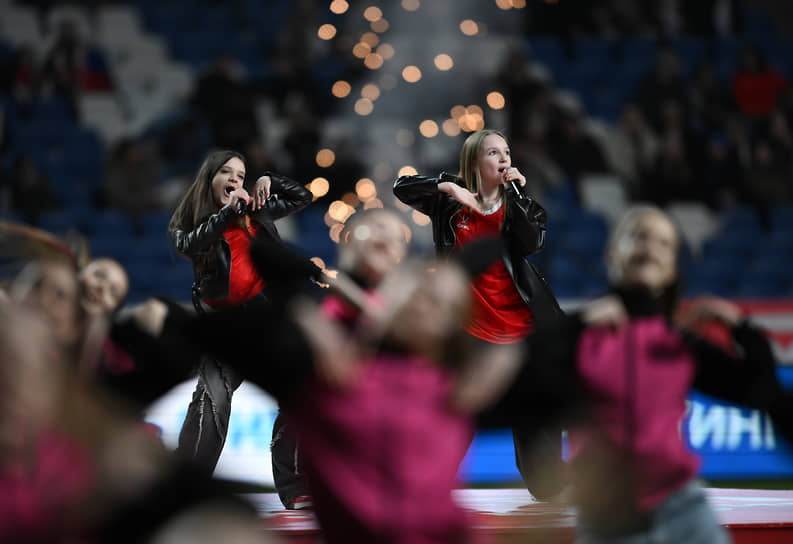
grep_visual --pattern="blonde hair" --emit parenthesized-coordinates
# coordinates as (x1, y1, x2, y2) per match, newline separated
(458, 129, 509, 196)
(607, 204, 680, 284)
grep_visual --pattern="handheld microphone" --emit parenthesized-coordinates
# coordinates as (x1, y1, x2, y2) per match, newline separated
(236, 199, 248, 215)
(499, 167, 521, 194)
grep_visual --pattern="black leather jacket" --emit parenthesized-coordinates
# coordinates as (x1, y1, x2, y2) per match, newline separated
(171, 173, 313, 304)
(393, 172, 563, 323)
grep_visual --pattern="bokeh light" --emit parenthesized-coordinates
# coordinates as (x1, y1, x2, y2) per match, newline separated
(328, 200, 355, 223)
(495, 0, 512, 9)
(330, 0, 349, 14)
(310, 257, 327, 270)
(371, 18, 389, 33)
(317, 24, 337, 40)
(329, 223, 345, 243)
(355, 178, 377, 201)
(398, 165, 418, 177)
(361, 31, 380, 47)
(401, 0, 420, 11)
(342, 193, 360, 209)
(434, 54, 453, 71)
(442, 118, 461, 136)
(394, 198, 412, 212)
(364, 53, 384, 69)
(332, 80, 352, 98)
(309, 177, 330, 199)
(486, 91, 506, 109)
(401, 224, 413, 243)
(353, 42, 371, 59)
(376, 43, 395, 59)
(316, 148, 336, 168)
(412, 210, 431, 226)
(467, 104, 484, 117)
(402, 65, 422, 83)
(363, 6, 383, 22)
(450, 105, 466, 119)
(363, 198, 384, 209)
(361, 83, 381, 100)
(419, 120, 439, 138)
(355, 98, 374, 115)
(512, 0, 527, 7)
(460, 19, 479, 35)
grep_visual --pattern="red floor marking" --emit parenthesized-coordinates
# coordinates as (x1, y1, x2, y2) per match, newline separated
(251, 487, 793, 541)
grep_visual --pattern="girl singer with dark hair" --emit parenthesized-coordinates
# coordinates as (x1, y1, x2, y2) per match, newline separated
(168, 150, 312, 506)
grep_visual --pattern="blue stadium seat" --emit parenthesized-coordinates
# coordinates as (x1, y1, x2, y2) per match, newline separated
(140, 211, 172, 238)
(91, 211, 136, 238)
(28, 96, 74, 122)
(669, 36, 707, 76)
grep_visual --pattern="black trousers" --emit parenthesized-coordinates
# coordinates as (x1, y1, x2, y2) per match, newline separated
(512, 420, 565, 500)
(175, 356, 309, 506)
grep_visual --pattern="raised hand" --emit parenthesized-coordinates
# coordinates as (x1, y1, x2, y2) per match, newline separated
(252, 175, 272, 210)
(438, 181, 482, 213)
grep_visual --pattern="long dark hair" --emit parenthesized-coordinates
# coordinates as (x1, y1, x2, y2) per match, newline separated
(168, 150, 246, 235)
(168, 150, 246, 272)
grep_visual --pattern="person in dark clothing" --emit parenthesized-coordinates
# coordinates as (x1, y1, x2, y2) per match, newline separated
(393, 129, 566, 500)
(167, 149, 313, 508)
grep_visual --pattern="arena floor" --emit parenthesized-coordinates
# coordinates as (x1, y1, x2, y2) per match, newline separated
(249, 487, 793, 543)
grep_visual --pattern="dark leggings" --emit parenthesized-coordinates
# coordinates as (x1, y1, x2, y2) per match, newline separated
(175, 356, 309, 506)
(465, 333, 565, 500)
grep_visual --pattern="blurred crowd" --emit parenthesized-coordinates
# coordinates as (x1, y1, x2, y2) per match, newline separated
(1, 0, 792, 232)
(503, 1, 793, 229)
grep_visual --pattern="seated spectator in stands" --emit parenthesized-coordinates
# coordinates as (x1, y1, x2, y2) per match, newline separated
(43, 19, 112, 110)
(688, 60, 736, 133)
(191, 53, 259, 151)
(5, 154, 60, 224)
(546, 96, 611, 193)
(681, 0, 743, 36)
(100, 137, 165, 228)
(604, 102, 659, 199)
(283, 103, 321, 184)
(640, 134, 697, 206)
(732, 44, 788, 118)
(6, 44, 46, 115)
(635, 49, 689, 133)
(763, 109, 793, 162)
(511, 135, 566, 205)
(745, 138, 793, 228)
(700, 131, 747, 210)
(497, 46, 554, 143)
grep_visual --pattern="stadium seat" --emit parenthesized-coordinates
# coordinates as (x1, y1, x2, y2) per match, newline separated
(0, 5, 43, 48)
(579, 174, 627, 226)
(666, 202, 719, 258)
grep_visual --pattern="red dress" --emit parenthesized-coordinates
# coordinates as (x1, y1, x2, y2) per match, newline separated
(453, 202, 533, 344)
